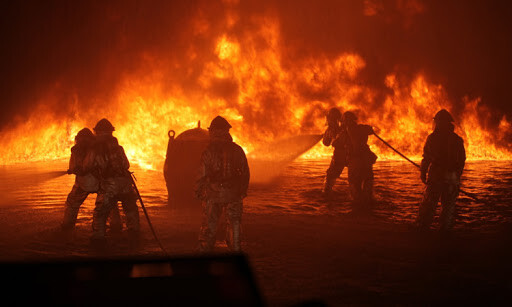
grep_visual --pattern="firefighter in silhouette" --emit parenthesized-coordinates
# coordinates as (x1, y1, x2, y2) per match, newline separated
(343, 111, 377, 211)
(417, 109, 466, 232)
(84, 119, 140, 245)
(322, 107, 349, 195)
(61, 128, 121, 232)
(196, 116, 250, 252)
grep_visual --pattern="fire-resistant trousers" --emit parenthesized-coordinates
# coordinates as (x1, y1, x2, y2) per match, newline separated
(324, 151, 346, 193)
(199, 200, 243, 252)
(63, 184, 121, 231)
(348, 162, 374, 210)
(62, 185, 90, 230)
(417, 182, 459, 231)
(92, 178, 140, 239)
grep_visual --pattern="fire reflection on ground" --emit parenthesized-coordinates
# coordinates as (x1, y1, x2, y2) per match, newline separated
(0, 159, 511, 305)
(0, 159, 510, 245)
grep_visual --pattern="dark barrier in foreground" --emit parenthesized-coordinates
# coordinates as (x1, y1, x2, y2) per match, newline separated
(0, 254, 263, 306)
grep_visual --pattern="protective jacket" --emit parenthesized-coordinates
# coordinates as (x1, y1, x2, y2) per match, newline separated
(84, 135, 139, 238)
(196, 132, 250, 203)
(322, 123, 350, 194)
(346, 124, 377, 166)
(323, 124, 342, 146)
(420, 123, 466, 184)
(84, 136, 130, 179)
(68, 144, 99, 193)
(323, 124, 349, 152)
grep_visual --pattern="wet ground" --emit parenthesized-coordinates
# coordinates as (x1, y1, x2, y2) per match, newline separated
(0, 159, 512, 305)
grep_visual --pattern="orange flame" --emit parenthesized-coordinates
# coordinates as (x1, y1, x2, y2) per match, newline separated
(0, 12, 510, 169)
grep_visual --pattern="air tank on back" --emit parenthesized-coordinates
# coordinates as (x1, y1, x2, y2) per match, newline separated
(163, 121, 209, 212)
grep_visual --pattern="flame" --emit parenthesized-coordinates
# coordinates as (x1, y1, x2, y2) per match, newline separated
(216, 36, 240, 61)
(0, 8, 510, 169)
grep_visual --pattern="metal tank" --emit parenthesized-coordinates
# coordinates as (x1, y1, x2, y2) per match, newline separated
(163, 121, 209, 211)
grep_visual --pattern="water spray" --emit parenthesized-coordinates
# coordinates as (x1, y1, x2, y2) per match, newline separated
(373, 133, 485, 204)
(26, 170, 69, 184)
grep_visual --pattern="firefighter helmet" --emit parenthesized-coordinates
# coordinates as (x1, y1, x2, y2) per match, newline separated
(93, 118, 115, 132)
(75, 128, 94, 143)
(327, 107, 342, 122)
(342, 111, 357, 123)
(433, 109, 454, 123)
(208, 116, 232, 130)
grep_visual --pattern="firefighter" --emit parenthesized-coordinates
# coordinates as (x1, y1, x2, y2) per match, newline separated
(196, 116, 250, 252)
(61, 128, 121, 232)
(84, 119, 140, 245)
(417, 109, 466, 232)
(322, 107, 349, 196)
(343, 111, 377, 211)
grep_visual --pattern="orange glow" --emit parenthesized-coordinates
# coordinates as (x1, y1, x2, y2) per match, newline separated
(0, 13, 510, 169)
(216, 36, 240, 61)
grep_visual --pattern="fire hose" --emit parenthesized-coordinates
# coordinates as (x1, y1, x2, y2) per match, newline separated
(373, 133, 485, 204)
(128, 172, 170, 256)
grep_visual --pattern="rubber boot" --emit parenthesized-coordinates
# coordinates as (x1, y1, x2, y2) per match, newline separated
(91, 206, 109, 250)
(61, 206, 79, 231)
(198, 223, 217, 252)
(198, 235, 215, 252)
(349, 181, 361, 210)
(361, 179, 375, 212)
(226, 221, 241, 252)
(122, 201, 140, 233)
(416, 202, 435, 232)
(323, 177, 336, 196)
(439, 201, 456, 234)
(108, 205, 123, 233)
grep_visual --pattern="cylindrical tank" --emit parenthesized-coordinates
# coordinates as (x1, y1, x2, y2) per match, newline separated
(163, 121, 209, 212)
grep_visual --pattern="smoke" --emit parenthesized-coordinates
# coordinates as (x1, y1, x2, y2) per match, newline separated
(1, 0, 511, 156)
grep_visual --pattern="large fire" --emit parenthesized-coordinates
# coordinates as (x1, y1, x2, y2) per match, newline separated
(0, 6, 510, 169)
